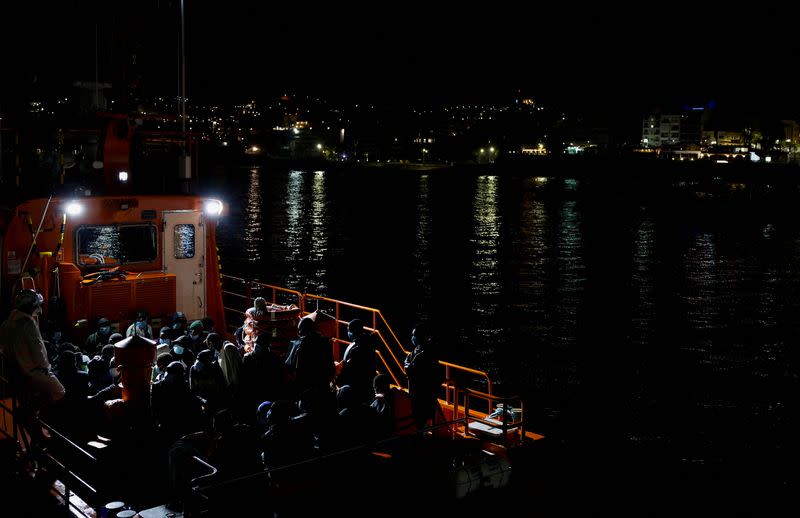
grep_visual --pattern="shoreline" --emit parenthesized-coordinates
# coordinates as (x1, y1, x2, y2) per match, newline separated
(218, 155, 800, 184)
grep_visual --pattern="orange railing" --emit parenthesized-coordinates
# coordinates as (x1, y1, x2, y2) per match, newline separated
(218, 276, 549, 445)
(220, 275, 494, 395)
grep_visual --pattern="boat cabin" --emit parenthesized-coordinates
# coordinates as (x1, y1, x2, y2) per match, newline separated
(1, 195, 225, 338)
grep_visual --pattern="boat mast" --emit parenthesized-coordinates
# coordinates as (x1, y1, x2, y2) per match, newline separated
(178, 0, 191, 191)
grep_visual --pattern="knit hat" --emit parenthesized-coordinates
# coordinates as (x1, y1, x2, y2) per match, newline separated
(189, 320, 204, 331)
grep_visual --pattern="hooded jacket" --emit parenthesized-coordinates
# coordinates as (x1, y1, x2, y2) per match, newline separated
(0, 308, 51, 375)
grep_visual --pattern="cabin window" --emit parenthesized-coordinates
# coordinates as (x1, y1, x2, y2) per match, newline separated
(173, 224, 195, 259)
(76, 225, 157, 266)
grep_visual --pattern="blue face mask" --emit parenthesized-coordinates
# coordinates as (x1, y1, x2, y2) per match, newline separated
(136, 321, 147, 330)
(173, 345, 185, 355)
(99, 326, 111, 335)
(347, 331, 354, 341)
(411, 335, 419, 348)
(160, 338, 170, 345)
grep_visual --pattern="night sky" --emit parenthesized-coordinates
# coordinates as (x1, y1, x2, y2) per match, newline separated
(1, 1, 797, 116)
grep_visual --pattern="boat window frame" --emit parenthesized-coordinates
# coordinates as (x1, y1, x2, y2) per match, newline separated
(74, 223, 159, 268)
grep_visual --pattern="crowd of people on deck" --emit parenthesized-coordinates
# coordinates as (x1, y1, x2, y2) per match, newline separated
(0, 290, 444, 512)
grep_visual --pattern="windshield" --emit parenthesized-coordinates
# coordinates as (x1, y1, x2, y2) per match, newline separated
(76, 225, 157, 266)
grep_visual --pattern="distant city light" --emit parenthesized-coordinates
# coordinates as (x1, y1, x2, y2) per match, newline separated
(118, 171, 129, 182)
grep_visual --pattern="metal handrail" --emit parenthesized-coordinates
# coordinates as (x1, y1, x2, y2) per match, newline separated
(457, 386, 526, 444)
(219, 274, 496, 396)
(190, 455, 219, 488)
(192, 416, 468, 495)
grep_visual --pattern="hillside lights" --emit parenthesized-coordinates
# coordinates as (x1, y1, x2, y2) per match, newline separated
(65, 201, 84, 216)
(204, 199, 223, 216)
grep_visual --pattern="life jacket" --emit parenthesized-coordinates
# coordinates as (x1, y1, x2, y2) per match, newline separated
(242, 309, 270, 353)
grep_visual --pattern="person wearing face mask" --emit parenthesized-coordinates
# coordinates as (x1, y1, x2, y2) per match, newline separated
(156, 326, 173, 356)
(186, 320, 207, 354)
(170, 334, 195, 373)
(172, 312, 188, 336)
(126, 311, 153, 339)
(0, 289, 66, 443)
(402, 322, 443, 430)
(153, 352, 175, 383)
(84, 317, 113, 355)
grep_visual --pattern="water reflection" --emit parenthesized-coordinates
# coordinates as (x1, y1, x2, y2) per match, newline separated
(470, 175, 502, 364)
(213, 165, 800, 489)
(631, 218, 656, 346)
(282, 170, 329, 291)
(309, 170, 328, 289)
(471, 175, 501, 294)
(244, 168, 262, 262)
(555, 199, 583, 347)
(517, 177, 549, 324)
(413, 175, 432, 322)
(284, 170, 305, 286)
(682, 232, 720, 332)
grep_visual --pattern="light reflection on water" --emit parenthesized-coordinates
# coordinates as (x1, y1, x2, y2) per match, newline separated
(216, 166, 800, 474)
(470, 175, 502, 364)
(413, 174, 432, 323)
(244, 168, 262, 262)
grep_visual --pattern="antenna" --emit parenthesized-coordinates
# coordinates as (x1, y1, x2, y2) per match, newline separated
(180, 0, 186, 138)
(178, 0, 191, 190)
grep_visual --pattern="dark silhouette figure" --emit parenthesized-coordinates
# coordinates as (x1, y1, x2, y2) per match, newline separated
(336, 319, 377, 404)
(285, 315, 334, 396)
(403, 323, 442, 430)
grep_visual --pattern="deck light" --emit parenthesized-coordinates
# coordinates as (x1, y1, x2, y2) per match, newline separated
(65, 201, 83, 216)
(118, 171, 129, 182)
(204, 199, 223, 216)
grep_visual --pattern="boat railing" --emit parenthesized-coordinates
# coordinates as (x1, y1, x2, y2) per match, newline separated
(448, 385, 541, 445)
(188, 415, 469, 510)
(220, 274, 494, 395)
(1, 358, 103, 517)
(37, 419, 102, 517)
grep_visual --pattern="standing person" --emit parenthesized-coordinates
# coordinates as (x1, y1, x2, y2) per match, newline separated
(0, 289, 65, 442)
(336, 319, 377, 403)
(403, 322, 442, 430)
(285, 314, 334, 396)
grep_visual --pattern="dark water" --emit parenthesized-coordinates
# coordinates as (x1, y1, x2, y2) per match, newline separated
(208, 165, 800, 507)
